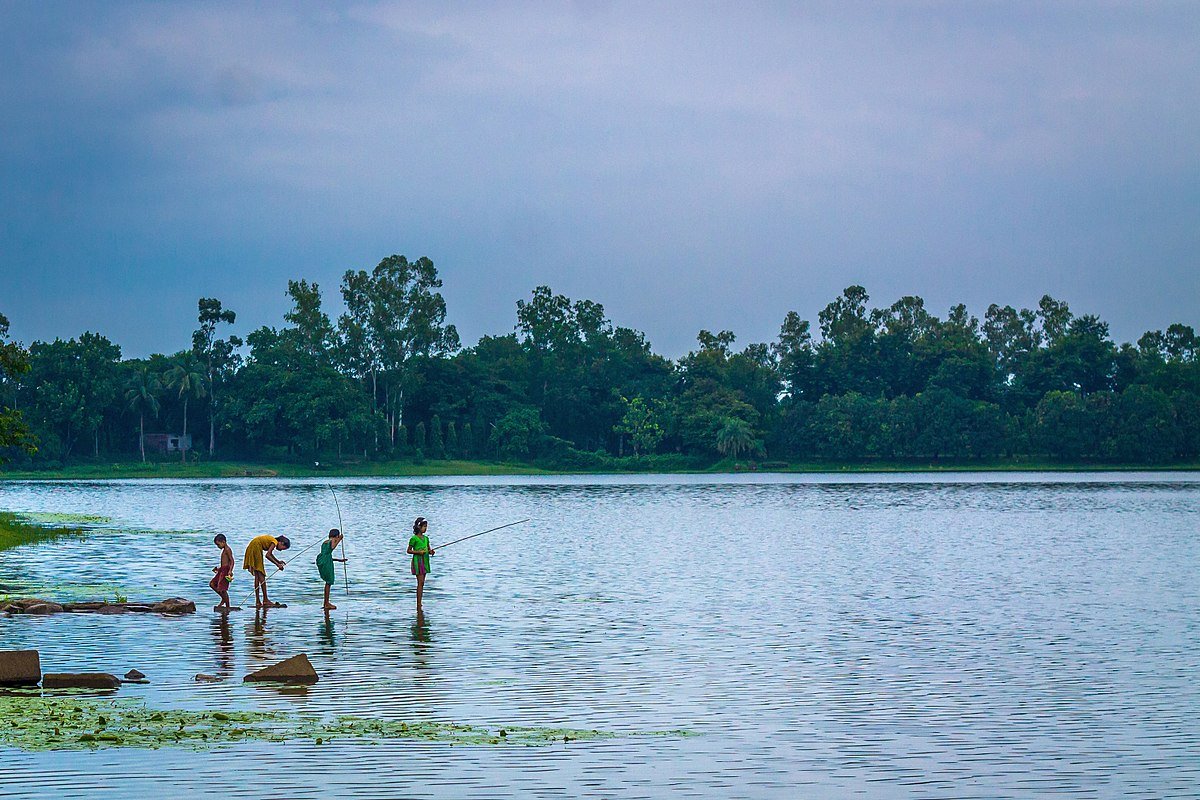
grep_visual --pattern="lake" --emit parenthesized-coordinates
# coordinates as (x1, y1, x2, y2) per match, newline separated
(1, 473, 1197, 799)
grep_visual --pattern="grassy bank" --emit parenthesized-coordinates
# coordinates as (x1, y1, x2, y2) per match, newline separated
(0, 511, 89, 553)
(0, 457, 1197, 481)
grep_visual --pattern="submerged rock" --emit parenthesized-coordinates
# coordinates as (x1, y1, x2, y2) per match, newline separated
(24, 602, 65, 615)
(194, 673, 221, 683)
(243, 654, 319, 684)
(0, 597, 196, 616)
(0, 650, 41, 686)
(124, 669, 146, 680)
(153, 598, 196, 614)
(42, 673, 121, 690)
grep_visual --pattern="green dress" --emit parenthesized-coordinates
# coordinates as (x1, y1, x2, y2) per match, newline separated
(409, 533, 431, 575)
(316, 540, 337, 585)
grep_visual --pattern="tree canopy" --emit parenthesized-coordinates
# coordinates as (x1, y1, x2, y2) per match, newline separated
(3, 258, 1197, 469)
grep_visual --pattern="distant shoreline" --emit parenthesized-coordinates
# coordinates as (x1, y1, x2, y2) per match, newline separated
(1, 458, 1197, 481)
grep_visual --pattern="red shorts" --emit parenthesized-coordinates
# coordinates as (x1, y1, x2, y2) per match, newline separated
(412, 561, 428, 577)
(210, 568, 232, 593)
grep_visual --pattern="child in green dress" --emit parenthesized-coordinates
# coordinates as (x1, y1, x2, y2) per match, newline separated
(316, 528, 347, 611)
(407, 517, 434, 611)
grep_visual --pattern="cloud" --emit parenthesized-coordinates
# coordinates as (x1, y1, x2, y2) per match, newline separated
(0, 2, 1197, 356)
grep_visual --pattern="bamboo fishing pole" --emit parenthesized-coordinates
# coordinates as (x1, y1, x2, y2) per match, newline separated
(328, 484, 350, 596)
(434, 518, 530, 550)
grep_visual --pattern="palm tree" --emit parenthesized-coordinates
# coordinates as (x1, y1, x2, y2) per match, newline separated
(163, 360, 207, 462)
(715, 418, 757, 461)
(125, 368, 161, 463)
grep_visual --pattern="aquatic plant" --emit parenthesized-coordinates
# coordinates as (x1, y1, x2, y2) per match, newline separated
(0, 695, 688, 752)
(0, 512, 87, 554)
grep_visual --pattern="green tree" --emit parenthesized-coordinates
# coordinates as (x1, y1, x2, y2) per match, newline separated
(27, 332, 121, 459)
(162, 358, 206, 462)
(715, 417, 758, 460)
(445, 419, 458, 458)
(0, 313, 35, 459)
(489, 408, 546, 460)
(614, 396, 665, 455)
(429, 414, 445, 459)
(125, 367, 162, 463)
(192, 298, 242, 456)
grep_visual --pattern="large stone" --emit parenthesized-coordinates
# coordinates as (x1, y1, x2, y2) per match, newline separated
(24, 602, 64, 615)
(243, 653, 319, 684)
(42, 673, 121, 690)
(153, 597, 196, 614)
(124, 669, 146, 680)
(62, 602, 105, 612)
(96, 605, 127, 615)
(0, 650, 41, 686)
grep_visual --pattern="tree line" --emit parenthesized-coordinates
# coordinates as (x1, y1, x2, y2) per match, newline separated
(1, 255, 1197, 469)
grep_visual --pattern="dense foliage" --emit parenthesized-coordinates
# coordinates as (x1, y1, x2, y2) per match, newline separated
(2, 255, 1197, 469)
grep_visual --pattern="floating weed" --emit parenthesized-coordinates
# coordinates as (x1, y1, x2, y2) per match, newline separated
(0, 696, 684, 752)
(18, 512, 113, 526)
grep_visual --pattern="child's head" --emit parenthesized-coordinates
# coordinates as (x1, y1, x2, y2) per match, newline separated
(213, 534, 226, 547)
(328, 528, 342, 542)
(413, 517, 428, 535)
(276, 535, 291, 551)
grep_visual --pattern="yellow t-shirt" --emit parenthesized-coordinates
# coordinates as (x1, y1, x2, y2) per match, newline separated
(243, 534, 278, 574)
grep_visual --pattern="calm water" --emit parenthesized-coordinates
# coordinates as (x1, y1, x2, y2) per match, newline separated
(0, 473, 1197, 799)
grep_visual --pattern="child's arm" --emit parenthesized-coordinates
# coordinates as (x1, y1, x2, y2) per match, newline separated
(266, 545, 286, 569)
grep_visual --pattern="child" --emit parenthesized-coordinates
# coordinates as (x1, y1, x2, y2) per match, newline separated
(407, 517, 435, 611)
(210, 533, 238, 612)
(243, 533, 291, 608)
(316, 528, 347, 611)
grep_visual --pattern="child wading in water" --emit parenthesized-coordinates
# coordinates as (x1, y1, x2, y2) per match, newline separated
(316, 528, 347, 611)
(407, 517, 434, 611)
(210, 534, 239, 612)
(243, 534, 291, 608)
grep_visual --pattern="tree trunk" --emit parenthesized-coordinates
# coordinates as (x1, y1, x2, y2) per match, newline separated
(181, 397, 188, 462)
(139, 414, 145, 463)
(208, 354, 215, 455)
(371, 369, 378, 451)
(94, 429, 99, 458)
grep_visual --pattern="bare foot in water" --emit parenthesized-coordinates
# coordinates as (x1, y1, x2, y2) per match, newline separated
(323, 603, 337, 611)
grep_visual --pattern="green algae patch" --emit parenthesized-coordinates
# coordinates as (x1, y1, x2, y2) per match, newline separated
(18, 512, 113, 526)
(0, 512, 88, 554)
(0, 695, 667, 752)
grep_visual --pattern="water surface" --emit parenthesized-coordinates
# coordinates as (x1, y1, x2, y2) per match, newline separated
(1, 472, 1197, 798)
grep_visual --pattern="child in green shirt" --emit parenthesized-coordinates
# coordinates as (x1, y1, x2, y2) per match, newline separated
(407, 517, 434, 611)
(315, 528, 347, 611)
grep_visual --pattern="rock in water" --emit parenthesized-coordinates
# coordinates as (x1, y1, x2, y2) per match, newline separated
(96, 605, 127, 615)
(153, 598, 196, 614)
(194, 673, 221, 683)
(124, 669, 146, 680)
(42, 673, 121, 690)
(0, 650, 41, 686)
(243, 653, 319, 684)
(23, 602, 65, 615)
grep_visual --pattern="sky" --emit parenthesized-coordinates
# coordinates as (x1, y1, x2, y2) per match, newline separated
(1, 1, 1197, 358)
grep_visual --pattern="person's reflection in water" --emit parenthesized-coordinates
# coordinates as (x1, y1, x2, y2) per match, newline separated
(411, 610, 433, 671)
(319, 611, 337, 651)
(210, 614, 234, 677)
(247, 607, 272, 660)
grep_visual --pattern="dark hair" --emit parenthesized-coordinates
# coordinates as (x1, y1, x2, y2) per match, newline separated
(214, 534, 226, 544)
(276, 535, 291, 550)
(413, 517, 427, 534)
(328, 528, 341, 538)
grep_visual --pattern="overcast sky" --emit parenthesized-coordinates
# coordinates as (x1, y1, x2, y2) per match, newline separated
(1, 2, 1196, 358)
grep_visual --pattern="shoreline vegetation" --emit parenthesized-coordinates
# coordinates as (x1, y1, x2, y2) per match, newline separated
(1, 457, 1197, 481)
(2, 271, 1199, 474)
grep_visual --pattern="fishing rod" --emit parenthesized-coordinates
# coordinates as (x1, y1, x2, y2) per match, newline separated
(328, 484, 350, 596)
(434, 518, 530, 550)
